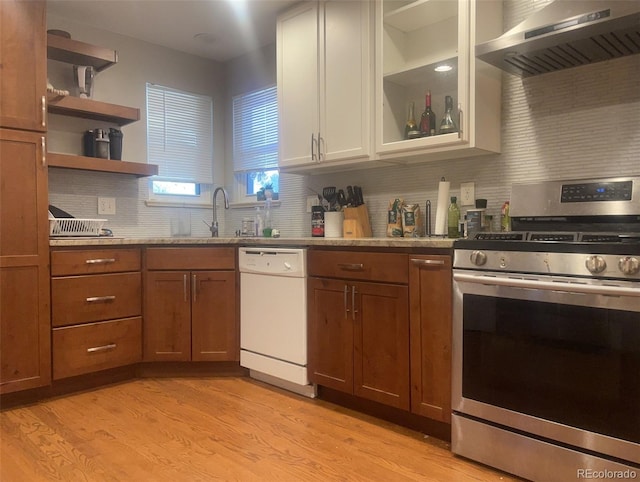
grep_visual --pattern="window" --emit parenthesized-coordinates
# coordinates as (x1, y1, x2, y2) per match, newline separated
(232, 85, 279, 202)
(146, 83, 213, 206)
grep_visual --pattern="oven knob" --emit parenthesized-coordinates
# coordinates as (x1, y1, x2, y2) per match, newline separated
(470, 250, 487, 266)
(585, 255, 607, 274)
(618, 257, 640, 275)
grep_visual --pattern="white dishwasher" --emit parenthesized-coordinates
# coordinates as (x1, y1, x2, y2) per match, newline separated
(239, 247, 315, 398)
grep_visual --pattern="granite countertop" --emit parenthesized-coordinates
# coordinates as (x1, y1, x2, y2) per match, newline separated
(49, 236, 455, 249)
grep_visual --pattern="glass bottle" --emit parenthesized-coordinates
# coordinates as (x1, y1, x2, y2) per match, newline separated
(439, 95, 458, 135)
(404, 102, 420, 139)
(419, 91, 436, 137)
(447, 196, 460, 238)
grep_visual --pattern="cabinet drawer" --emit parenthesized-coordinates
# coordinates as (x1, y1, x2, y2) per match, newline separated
(52, 317, 142, 380)
(51, 248, 141, 276)
(145, 247, 236, 270)
(308, 250, 408, 283)
(52, 272, 141, 327)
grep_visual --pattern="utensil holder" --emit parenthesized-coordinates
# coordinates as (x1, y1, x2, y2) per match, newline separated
(343, 204, 372, 238)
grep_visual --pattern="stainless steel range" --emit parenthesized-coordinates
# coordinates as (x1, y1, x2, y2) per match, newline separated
(452, 177, 640, 482)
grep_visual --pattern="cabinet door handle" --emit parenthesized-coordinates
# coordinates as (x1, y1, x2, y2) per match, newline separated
(351, 286, 357, 320)
(87, 343, 116, 353)
(41, 95, 46, 128)
(318, 133, 324, 162)
(311, 133, 317, 161)
(344, 285, 350, 318)
(41, 137, 46, 166)
(411, 258, 445, 267)
(85, 258, 116, 265)
(192, 274, 197, 303)
(183, 274, 188, 303)
(458, 105, 463, 139)
(338, 263, 364, 272)
(86, 295, 116, 303)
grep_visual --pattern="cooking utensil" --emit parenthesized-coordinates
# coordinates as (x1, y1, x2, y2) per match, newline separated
(323, 186, 337, 211)
(336, 189, 347, 208)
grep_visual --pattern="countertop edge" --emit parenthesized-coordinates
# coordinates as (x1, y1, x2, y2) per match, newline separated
(49, 236, 455, 249)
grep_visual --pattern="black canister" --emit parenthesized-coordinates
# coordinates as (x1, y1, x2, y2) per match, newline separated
(83, 129, 96, 157)
(109, 128, 123, 160)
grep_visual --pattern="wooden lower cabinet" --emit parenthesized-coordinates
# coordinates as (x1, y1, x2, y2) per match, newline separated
(308, 277, 410, 410)
(409, 255, 453, 423)
(0, 129, 50, 394)
(143, 248, 238, 362)
(50, 248, 143, 381)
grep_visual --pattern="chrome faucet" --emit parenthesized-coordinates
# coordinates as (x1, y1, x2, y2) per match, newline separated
(210, 187, 230, 237)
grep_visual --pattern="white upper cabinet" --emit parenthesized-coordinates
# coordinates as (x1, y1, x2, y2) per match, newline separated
(375, 0, 502, 163)
(277, 1, 373, 172)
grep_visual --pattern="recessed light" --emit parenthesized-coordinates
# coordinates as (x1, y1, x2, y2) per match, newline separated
(435, 64, 453, 72)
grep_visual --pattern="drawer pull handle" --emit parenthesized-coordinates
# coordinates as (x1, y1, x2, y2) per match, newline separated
(338, 263, 364, 271)
(86, 295, 116, 303)
(344, 285, 349, 318)
(411, 259, 445, 266)
(41, 95, 46, 127)
(87, 343, 117, 353)
(85, 258, 116, 264)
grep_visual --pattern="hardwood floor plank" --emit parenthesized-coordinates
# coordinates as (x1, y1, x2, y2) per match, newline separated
(1, 378, 523, 481)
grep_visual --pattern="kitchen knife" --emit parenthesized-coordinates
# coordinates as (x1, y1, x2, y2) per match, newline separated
(346, 186, 355, 206)
(354, 186, 364, 206)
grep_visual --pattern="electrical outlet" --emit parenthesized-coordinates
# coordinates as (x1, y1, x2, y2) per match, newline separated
(98, 197, 116, 215)
(306, 195, 319, 213)
(460, 182, 475, 206)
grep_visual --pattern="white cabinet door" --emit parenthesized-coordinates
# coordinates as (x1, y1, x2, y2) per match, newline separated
(374, 0, 501, 163)
(320, 0, 371, 164)
(277, 2, 319, 168)
(277, 0, 372, 171)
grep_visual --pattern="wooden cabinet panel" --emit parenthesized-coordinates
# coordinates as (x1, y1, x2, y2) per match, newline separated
(143, 271, 191, 362)
(191, 271, 238, 362)
(0, 129, 50, 394)
(308, 250, 408, 283)
(52, 317, 142, 379)
(354, 282, 410, 410)
(0, 0, 46, 132)
(145, 247, 235, 271)
(51, 248, 141, 276)
(51, 272, 141, 327)
(308, 277, 354, 392)
(409, 255, 452, 423)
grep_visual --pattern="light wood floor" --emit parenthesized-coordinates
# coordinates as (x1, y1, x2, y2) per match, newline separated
(1, 377, 523, 481)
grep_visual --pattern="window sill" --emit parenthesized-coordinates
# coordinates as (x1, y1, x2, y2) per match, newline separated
(230, 200, 281, 209)
(145, 200, 212, 209)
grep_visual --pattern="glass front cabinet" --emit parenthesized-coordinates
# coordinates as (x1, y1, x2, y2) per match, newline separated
(375, 0, 502, 162)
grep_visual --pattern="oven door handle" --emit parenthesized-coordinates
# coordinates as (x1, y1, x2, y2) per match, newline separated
(454, 273, 640, 297)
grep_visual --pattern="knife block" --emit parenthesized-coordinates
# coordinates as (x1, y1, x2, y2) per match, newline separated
(343, 205, 372, 238)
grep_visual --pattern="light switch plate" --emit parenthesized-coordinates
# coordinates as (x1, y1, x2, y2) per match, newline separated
(460, 182, 475, 206)
(98, 197, 116, 215)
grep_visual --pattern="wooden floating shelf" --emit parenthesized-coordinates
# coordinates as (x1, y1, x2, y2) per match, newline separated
(47, 33, 118, 72)
(47, 93, 140, 125)
(48, 152, 158, 177)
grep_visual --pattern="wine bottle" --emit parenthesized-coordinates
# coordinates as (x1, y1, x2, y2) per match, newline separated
(439, 95, 458, 135)
(404, 102, 420, 139)
(419, 91, 436, 137)
(447, 196, 460, 238)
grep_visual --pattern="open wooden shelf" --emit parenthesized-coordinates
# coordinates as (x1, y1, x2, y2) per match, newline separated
(48, 152, 158, 177)
(47, 93, 140, 125)
(47, 33, 118, 72)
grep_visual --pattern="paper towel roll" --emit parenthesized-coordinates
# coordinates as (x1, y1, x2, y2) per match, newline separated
(434, 180, 450, 236)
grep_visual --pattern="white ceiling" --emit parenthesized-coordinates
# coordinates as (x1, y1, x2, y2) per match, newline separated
(47, 0, 300, 62)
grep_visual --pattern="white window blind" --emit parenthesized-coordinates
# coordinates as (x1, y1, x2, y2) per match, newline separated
(233, 86, 278, 172)
(146, 83, 213, 183)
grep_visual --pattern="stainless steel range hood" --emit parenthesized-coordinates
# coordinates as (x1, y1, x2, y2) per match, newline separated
(476, 0, 640, 77)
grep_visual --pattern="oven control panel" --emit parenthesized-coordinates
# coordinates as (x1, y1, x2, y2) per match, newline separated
(561, 180, 633, 203)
